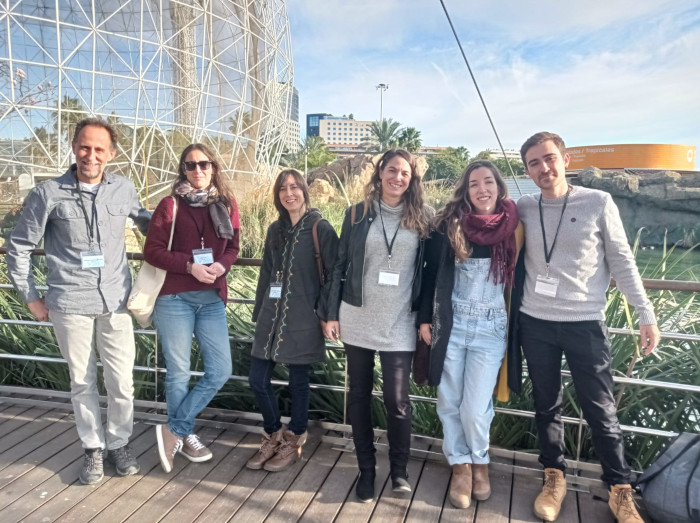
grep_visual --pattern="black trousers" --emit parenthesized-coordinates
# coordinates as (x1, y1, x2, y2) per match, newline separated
(345, 343, 414, 472)
(519, 313, 631, 486)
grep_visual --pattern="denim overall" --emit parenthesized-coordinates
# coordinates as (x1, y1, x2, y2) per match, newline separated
(437, 257, 507, 465)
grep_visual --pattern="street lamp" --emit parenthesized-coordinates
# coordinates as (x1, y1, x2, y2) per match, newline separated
(376, 83, 389, 122)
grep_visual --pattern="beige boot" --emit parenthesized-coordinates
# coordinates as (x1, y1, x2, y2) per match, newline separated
(246, 428, 283, 470)
(472, 463, 491, 501)
(448, 463, 472, 508)
(534, 468, 567, 521)
(609, 484, 644, 523)
(264, 429, 307, 472)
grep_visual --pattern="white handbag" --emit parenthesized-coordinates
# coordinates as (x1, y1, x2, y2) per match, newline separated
(127, 197, 177, 328)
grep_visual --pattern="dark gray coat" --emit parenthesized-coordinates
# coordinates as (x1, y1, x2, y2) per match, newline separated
(252, 210, 338, 364)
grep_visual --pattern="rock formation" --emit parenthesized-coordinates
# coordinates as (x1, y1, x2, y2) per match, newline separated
(574, 167, 700, 247)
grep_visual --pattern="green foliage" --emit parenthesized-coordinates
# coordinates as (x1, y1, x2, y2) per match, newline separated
(360, 118, 403, 153)
(397, 127, 422, 153)
(283, 136, 336, 171)
(424, 146, 470, 181)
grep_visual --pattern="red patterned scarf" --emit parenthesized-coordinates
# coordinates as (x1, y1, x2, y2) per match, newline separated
(460, 198, 519, 288)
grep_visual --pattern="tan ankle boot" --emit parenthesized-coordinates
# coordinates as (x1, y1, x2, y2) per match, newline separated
(609, 484, 644, 523)
(449, 464, 472, 508)
(534, 468, 567, 521)
(264, 429, 307, 472)
(472, 463, 491, 501)
(245, 428, 283, 470)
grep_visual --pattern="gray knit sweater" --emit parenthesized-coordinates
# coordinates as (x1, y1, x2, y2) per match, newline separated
(339, 200, 419, 351)
(518, 186, 656, 324)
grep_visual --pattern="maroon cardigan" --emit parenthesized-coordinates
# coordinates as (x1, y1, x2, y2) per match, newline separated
(143, 196, 240, 302)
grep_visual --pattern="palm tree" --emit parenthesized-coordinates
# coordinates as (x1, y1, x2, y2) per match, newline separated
(397, 127, 422, 153)
(360, 118, 403, 153)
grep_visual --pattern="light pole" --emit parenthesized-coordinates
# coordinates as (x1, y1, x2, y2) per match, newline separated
(376, 83, 389, 122)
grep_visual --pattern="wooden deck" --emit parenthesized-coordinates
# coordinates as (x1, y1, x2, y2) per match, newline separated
(0, 396, 633, 523)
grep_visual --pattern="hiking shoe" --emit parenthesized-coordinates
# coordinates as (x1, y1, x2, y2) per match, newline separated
(449, 463, 472, 508)
(156, 424, 182, 473)
(356, 468, 376, 503)
(246, 428, 283, 470)
(472, 463, 491, 501)
(264, 430, 307, 472)
(107, 445, 140, 476)
(534, 468, 567, 521)
(609, 484, 644, 523)
(179, 434, 213, 462)
(391, 467, 412, 494)
(79, 448, 104, 485)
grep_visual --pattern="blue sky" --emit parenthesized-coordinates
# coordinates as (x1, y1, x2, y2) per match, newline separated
(287, 0, 700, 155)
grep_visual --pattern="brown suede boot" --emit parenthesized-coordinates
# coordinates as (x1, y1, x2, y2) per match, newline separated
(472, 463, 491, 501)
(534, 468, 567, 521)
(609, 484, 644, 523)
(448, 463, 472, 508)
(245, 428, 283, 470)
(264, 429, 307, 472)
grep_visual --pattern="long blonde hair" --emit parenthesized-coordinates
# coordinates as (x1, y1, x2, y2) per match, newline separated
(362, 149, 430, 238)
(433, 160, 509, 261)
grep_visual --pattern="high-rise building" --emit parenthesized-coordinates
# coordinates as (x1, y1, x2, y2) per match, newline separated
(319, 116, 373, 147)
(306, 113, 331, 137)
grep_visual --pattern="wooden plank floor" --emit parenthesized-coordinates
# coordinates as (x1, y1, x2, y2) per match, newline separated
(0, 399, 634, 523)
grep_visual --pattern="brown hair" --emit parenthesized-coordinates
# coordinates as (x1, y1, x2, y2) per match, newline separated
(362, 148, 430, 237)
(174, 143, 236, 207)
(72, 118, 118, 151)
(433, 160, 509, 262)
(273, 169, 310, 220)
(520, 131, 566, 164)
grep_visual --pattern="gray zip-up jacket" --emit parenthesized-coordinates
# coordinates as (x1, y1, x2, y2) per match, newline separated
(6, 165, 151, 314)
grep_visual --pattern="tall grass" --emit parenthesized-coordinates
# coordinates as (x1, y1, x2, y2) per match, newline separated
(1, 183, 698, 469)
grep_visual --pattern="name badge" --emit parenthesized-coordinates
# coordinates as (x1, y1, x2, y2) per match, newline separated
(535, 274, 559, 297)
(192, 248, 214, 265)
(269, 283, 282, 299)
(81, 250, 105, 269)
(378, 270, 400, 286)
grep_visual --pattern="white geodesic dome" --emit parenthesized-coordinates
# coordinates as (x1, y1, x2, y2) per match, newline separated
(0, 0, 294, 205)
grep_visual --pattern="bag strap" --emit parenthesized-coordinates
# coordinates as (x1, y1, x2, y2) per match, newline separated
(350, 203, 357, 226)
(312, 217, 325, 286)
(167, 196, 178, 252)
(637, 432, 700, 485)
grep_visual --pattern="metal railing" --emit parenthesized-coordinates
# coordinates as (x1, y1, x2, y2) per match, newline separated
(1, 248, 699, 490)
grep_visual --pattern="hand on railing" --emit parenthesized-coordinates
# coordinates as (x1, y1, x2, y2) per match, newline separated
(640, 323, 661, 355)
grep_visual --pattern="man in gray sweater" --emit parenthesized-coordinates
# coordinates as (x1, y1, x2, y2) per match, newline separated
(517, 132, 660, 523)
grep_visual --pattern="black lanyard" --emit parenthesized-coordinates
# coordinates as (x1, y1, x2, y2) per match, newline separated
(76, 187, 99, 248)
(192, 209, 206, 249)
(378, 202, 400, 269)
(538, 187, 570, 277)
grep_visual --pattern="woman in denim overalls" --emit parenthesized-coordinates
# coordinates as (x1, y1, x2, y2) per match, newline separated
(418, 161, 524, 509)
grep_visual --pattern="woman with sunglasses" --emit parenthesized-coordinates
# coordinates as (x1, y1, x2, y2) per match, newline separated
(144, 144, 240, 473)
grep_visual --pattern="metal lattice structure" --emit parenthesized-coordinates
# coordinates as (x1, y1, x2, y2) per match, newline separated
(0, 0, 294, 206)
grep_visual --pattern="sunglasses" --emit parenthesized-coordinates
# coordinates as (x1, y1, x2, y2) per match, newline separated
(183, 161, 213, 171)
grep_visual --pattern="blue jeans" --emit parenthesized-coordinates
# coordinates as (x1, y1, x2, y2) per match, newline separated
(248, 356, 311, 435)
(154, 291, 232, 437)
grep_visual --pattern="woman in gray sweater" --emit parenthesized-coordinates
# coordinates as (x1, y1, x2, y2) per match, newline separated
(322, 149, 432, 503)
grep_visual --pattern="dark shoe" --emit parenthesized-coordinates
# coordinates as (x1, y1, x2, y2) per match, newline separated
(356, 468, 376, 503)
(246, 428, 283, 470)
(179, 434, 213, 462)
(107, 445, 140, 476)
(264, 430, 307, 472)
(472, 463, 491, 501)
(79, 448, 104, 485)
(391, 467, 411, 494)
(156, 424, 182, 473)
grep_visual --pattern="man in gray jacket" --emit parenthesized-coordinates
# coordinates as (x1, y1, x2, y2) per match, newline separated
(7, 118, 151, 485)
(516, 132, 660, 523)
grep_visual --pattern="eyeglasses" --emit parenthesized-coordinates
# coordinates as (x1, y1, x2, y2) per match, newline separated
(183, 161, 212, 171)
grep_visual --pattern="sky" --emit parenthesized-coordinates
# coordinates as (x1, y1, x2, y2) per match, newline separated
(286, 0, 700, 155)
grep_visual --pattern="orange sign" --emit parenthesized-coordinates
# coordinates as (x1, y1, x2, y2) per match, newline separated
(566, 144, 696, 170)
